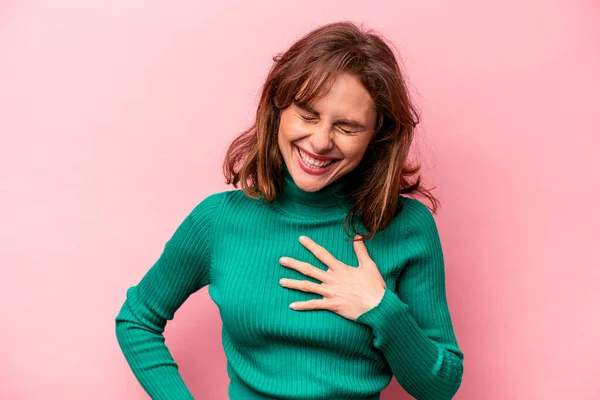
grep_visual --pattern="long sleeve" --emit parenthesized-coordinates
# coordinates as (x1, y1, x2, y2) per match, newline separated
(115, 192, 224, 400)
(353, 197, 464, 400)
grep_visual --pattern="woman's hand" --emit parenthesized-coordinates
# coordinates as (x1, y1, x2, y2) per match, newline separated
(279, 235, 387, 321)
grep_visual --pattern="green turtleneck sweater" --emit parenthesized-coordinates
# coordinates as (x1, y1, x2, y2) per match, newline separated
(115, 166, 464, 400)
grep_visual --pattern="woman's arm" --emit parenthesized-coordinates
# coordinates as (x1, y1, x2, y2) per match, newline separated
(354, 197, 464, 400)
(115, 191, 225, 400)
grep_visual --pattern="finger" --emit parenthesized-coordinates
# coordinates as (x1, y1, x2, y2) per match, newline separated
(289, 298, 330, 311)
(299, 236, 340, 269)
(353, 235, 372, 266)
(279, 278, 327, 295)
(279, 257, 328, 282)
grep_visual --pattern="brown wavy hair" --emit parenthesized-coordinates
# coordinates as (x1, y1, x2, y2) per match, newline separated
(223, 21, 439, 242)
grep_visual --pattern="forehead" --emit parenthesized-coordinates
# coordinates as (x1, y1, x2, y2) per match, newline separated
(296, 72, 376, 118)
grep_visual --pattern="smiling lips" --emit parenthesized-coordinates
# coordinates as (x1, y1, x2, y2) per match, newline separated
(296, 145, 340, 162)
(295, 145, 340, 175)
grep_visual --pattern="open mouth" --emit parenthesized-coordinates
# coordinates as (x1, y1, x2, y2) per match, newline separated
(295, 145, 340, 170)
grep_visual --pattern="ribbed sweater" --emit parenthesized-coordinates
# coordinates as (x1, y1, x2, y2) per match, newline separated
(115, 165, 464, 400)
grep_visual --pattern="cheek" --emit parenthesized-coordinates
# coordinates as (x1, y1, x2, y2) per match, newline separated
(279, 119, 307, 142)
(277, 116, 300, 152)
(340, 138, 371, 161)
(278, 112, 292, 136)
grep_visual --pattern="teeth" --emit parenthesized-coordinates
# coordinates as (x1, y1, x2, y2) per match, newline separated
(298, 147, 334, 168)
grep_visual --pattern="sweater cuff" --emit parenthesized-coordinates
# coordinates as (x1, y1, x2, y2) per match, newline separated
(354, 286, 411, 337)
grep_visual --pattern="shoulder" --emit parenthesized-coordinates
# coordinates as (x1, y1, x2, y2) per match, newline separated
(187, 189, 232, 222)
(188, 188, 257, 220)
(395, 195, 440, 240)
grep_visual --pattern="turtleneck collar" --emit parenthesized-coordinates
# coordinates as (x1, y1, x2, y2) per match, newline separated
(274, 163, 353, 219)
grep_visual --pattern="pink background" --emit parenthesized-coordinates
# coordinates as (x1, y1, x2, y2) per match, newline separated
(1, 1, 599, 399)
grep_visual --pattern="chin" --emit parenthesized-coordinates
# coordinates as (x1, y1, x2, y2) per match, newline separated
(298, 180, 327, 192)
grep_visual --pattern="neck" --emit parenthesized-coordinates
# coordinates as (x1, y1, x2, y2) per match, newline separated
(275, 163, 353, 218)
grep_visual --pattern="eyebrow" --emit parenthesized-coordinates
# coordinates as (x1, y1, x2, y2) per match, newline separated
(293, 100, 368, 131)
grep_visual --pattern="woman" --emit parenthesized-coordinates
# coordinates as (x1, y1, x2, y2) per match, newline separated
(115, 21, 464, 400)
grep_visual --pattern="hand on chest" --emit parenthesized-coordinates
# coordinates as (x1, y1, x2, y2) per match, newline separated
(209, 226, 401, 349)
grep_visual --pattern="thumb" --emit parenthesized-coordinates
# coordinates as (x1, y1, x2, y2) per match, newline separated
(353, 235, 373, 267)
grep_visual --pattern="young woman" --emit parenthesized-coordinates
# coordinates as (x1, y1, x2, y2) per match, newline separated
(115, 21, 464, 400)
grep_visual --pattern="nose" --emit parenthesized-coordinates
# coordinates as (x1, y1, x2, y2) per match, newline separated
(309, 123, 334, 154)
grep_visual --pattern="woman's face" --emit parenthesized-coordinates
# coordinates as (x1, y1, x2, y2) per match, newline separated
(277, 72, 377, 192)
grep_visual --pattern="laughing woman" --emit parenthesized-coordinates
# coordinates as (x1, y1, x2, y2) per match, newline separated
(115, 21, 464, 400)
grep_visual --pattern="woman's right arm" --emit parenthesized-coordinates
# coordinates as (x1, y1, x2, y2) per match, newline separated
(115, 191, 225, 400)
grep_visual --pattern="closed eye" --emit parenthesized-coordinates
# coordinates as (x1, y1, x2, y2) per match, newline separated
(300, 113, 357, 134)
(300, 114, 317, 122)
(339, 127, 355, 134)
